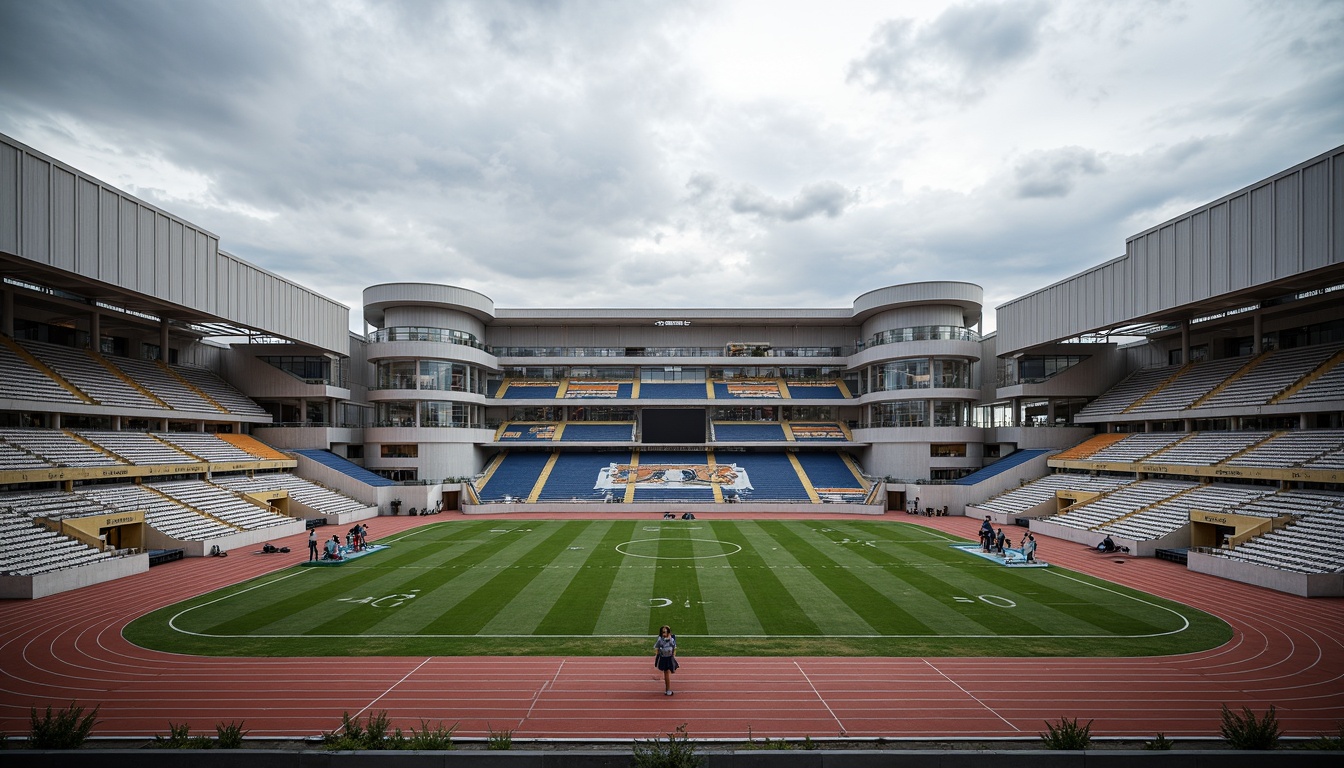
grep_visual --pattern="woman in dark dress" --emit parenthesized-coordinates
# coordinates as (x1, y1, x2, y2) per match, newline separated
(654, 625, 678, 696)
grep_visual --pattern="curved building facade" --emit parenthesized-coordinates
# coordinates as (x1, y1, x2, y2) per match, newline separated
(358, 281, 986, 484)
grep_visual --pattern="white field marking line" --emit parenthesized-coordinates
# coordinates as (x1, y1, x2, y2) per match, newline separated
(168, 570, 1194, 641)
(522, 659, 565, 727)
(794, 660, 846, 734)
(1041, 568, 1191, 635)
(923, 659, 1020, 731)
(167, 569, 313, 636)
(351, 656, 435, 724)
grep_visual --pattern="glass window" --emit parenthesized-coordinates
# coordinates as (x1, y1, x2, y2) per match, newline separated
(381, 444, 418, 458)
(869, 359, 930, 391)
(932, 401, 968, 426)
(868, 401, 927, 427)
(932, 359, 971, 388)
(375, 401, 417, 427)
(420, 401, 475, 428)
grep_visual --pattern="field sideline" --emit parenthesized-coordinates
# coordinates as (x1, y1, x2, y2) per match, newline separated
(126, 518, 1229, 658)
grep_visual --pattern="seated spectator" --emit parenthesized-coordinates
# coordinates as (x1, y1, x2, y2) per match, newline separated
(323, 535, 342, 560)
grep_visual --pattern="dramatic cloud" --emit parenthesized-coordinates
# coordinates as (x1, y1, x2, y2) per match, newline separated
(847, 1, 1052, 103)
(1013, 147, 1106, 199)
(1, 0, 1341, 332)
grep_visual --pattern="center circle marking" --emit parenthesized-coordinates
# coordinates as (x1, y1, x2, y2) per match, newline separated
(616, 538, 742, 560)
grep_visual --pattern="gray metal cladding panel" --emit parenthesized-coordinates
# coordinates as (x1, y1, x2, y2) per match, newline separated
(1250, 184, 1274, 284)
(99, 187, 119, 283)
(0, 144, 17, 254)
(155, 212, 171, 297)
(52, 167, 76, 271)
(1337, 155, 1344, 264)
(137, 205, 156, 292)
(168, 219, 184, 303)
(1230, 193, 1250, 290)
(1192, 210, 1211, 298)
(1174, 217, 1192, 305)
(195, 232, 210, 310)
(1160, 223, 1177, 308)
(21, 154, 49, 262)
(118, 196, 137, 289)
(77, 178, 99, 277)
(1209, 201, 1230, 295)
(1303, 159, 1330, 270)
(1276, 178, 1300, 276)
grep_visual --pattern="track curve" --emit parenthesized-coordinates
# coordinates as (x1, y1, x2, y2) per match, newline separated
(2, 512, 1341, 740)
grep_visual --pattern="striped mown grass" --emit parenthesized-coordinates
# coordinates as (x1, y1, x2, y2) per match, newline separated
(125, 519, 1230, 657)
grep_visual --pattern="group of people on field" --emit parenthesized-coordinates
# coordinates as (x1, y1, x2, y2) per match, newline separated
(980, 515, 1036, 563)
(306, 523, 370, 562)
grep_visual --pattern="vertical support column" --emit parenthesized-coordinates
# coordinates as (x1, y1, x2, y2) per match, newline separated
(1180, 319, 1190, 364)
(1252, 313, 1263, 354)
(89, 309, 101, 350)
(1, 283, 13, 337)
(160, 318, 170, 361)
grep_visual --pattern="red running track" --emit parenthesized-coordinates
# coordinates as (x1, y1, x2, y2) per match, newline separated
(1, 512, 1341, 741)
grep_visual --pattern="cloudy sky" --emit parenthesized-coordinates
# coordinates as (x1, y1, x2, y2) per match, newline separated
(2, 0, 1342, 333)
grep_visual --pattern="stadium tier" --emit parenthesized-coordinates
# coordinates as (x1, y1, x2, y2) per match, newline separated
(4, 132, 1344, 597)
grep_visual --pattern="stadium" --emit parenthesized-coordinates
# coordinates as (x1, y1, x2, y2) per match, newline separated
(1, 131, 1342, 748)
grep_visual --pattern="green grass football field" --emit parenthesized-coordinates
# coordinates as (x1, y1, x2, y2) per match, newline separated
(125, 519, 1230, 657)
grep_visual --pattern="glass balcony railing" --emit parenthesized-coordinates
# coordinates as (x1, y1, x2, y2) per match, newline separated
(862, 326, 980, 349)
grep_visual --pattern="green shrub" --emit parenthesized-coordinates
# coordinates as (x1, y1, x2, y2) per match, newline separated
(1039, 716, 1092, 750)
(152, 722, 212, 749)
(323, 710, 395, 750)
(486, 724, 514, 750)
(215, 720, 248, 749)
(405, 719, 457, 750)
(632, 723, 704, 768)
(1144, 732, 1174, 750)
(28, 702, 99, 749)
(1219, 704, 1281, 750)
(1298, 724, 1343, 750)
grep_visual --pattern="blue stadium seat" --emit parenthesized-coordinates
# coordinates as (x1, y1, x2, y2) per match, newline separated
(498, 422, 558, 441)
(953, 449, 1051, 485)
(559, 423, 636, 441)
(478, 452, 551, 500)
(292, 449, 395, 486)
(795, 452, 866, 500)
(785, 383, 848, 399)
(500, 382, 560, 399)
(713, 422, 787, 441)
(638, 383, 708, 399)
(732, 453, 810, 501)
(537, 451, 632, 501)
